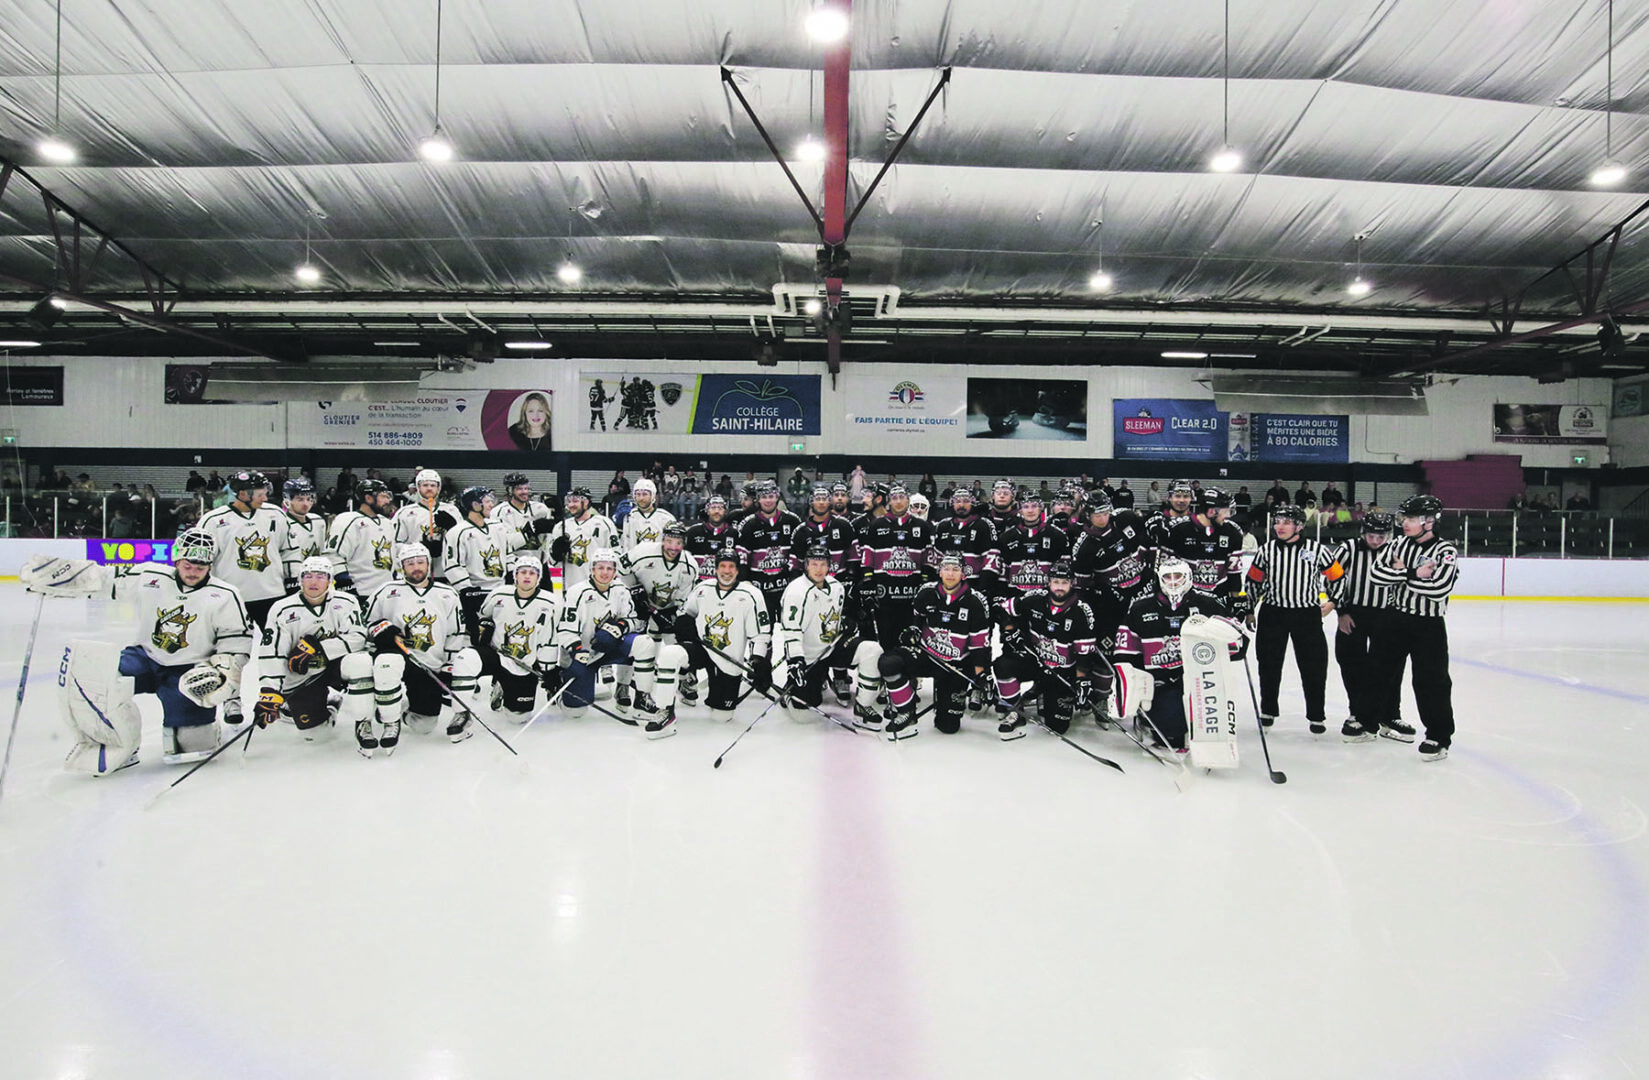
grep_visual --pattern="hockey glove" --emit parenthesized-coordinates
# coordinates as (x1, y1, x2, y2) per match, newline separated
(370, 619, 405, 653)
(254, 688, 284, 729)
(420, 537, 442, 560)
(333, 570, 354, 592)
(288, 635, 323, 675)
(1226, 593, 1253, 621)
(434, 509, 458, 531)
(1073, 678, 1094, 711)
(784, 657, 807, 697)
(529, 517, 556, 536)
(899, 625, 923, 651)
(548, 535, 571, 562)
(748, 655, 774, 693)
(475, 618, 496, 648)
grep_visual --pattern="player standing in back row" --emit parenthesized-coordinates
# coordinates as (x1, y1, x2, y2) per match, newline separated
(1368, 495, 1459, 761)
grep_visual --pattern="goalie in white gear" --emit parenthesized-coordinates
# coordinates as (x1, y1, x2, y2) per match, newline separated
(554, 548, 648, 723)
(476, 554, 563, 722)
(22, 529, 253, 772)
(773, 545, 855, 709)
(256, 557, 370, 748)
(619, 477, 676, 551)
(363, 543, 476, 749)
(642, 551, 773, 735)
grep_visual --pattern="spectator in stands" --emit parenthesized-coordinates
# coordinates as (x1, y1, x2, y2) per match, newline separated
(1037, 479, 1054, 501)
(716, 474, 734, 498)
(1294, 480, 1316, 506)
(1146, 480, 1163, 509)
(606, 469, 630, 512)
(663, 465, 682, 495)
(785, 466, 811, 505)
(1234, 485, 1253, 511)
(1113, 479, 1135, 509)
(185, 470, 207, 494)
(72, 473, 95, 493)
(1321, 481, 1344, 509)
(1565, 492, 1592, 512)
(919, 472, 939, 501)
(335, 466, 357, 494)
(1507, 493, 1527, 512)
(1266, 479, 1291, 505)
(107, 494, 143, 539)
(681, 470, 700, 495)
(1350, 502, 1367, 522)
(848, 465, 867, 501)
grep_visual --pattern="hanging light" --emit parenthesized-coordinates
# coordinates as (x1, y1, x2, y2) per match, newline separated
(1089, 271, 1114, 292)
(1207, 0, 1242, 173)
(38, 0, 74, 164)
(1209, 147, 1242, 173)
(1088, 205, 1114, 292)
(295, 264, 322, 285)
(796, 136, 826, 163)
(1346, 232, 1372, 296)
(1588, 0, 1626, 186)
(557, 262, 583, 285)
(805, 6, 849, 43)
(418, 0, 455, 162)
(295, 211, 323, 285)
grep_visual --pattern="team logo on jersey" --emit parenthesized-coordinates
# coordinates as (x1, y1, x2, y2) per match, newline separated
(883, 549, 920, 573)
(401, 610, 437, 652)
(704, 611, 733, 650)
(482, 546, 504, 579)
(819, 608, 842, 645)
(651, 580, 679, 605)
(236, 533, 272, 573)
(922, 627, 962, 660)
(499, 622, 533, 660)
(636, 526, 661, 544)
(151, 604, 197, 654)
(372, 537, 392, 570)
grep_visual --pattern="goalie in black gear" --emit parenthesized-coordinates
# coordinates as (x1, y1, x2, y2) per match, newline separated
(991, 559, 1103, 740)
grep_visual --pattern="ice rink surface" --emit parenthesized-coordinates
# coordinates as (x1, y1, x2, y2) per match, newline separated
(1, 582, 1646, 1080)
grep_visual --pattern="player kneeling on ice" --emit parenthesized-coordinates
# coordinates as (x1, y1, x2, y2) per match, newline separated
(1113, 557, 1246, 754)
(992, 558, 1103, 741)
(22, 529, 253, 773)
(871, 554, 992, 740)
(255, 556, 370, 746)
(645, 551, 773, 736)
(475, 554, 563, 722)
(774, 545, 861, 711)
(554, 549, 651, 727)
(363, 544, 476, 752)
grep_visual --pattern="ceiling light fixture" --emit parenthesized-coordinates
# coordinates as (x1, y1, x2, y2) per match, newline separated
(504, 340, 553, 351)
(0, 340, 44, 348)
(796, 136, 826, 163)
(1208, 0, 1241, 173)
(1162, 351, 1210, 360)
(1346, 232, 1372, 297)
(295, 211, 322, 285)
(1089, 202, 1114, 292)
(37, 0, 74, 164)
(294, 264, 321, 285)
(419, 0, 455, 162)
(1591, 0, 1627, 186)
(1089, 271, 1114, 292)
(557, 262, 583, 285)
(805, 5, 849, 43)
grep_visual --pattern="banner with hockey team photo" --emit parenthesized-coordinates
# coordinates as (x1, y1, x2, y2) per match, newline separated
(581, 372, 821, 435)
(1492, 403, 1608, 444)
(287, 390, 553, 451)
(843, 373, 967, 439)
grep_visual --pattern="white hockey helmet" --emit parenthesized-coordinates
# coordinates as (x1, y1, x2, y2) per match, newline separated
(510, 552, 542, 577)
(415, 468, 441, 486)
(1157, 557, 1193, 606)
(298, 556, 333, 578)
(632, 478, 657, 497)
(395, 542, 430, 566)
(588, 547, 620, 568)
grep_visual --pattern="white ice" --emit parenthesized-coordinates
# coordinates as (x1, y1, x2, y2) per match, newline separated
(1, 582, 1646, 1080)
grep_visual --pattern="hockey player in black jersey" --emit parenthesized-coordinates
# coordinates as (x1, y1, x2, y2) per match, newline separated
(685, 494, 738, 579)
(857, 484, 937, 650)
(986, 478, 1020, 532)
(1114, 557, 1236, 750)
(790, 485, 858, 580)
(1160, 486, 1246, 604)
(930, 486, 1002, 593)
(992, 559, 1103, 739)
(1145, 477, 1196, 547)
(735, 479, 803, 615)
(998, 493, 1071, 602)
(1070, 493, 1153, 638)
(872, 554, 992, 739)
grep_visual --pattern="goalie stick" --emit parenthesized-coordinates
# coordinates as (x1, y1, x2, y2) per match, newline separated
(0, 593, 46, 811)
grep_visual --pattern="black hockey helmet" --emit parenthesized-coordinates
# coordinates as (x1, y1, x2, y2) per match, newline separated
(1362, 511, 1397, 534)
(741, 482, 759, 500)
(229, 469, 269, 495)
(802, 543, 832, 563)
(1271, 503, 1307, 524)
(356, 478, 390, 502)
(283, 476, 315, 498)
(1086, 492, 1115, 517)
(662, 521, 689, 541)
(873, 482, 890, 499)
(830, 481, 849, 495)
(1047, 558, 1076, 581)
(457, 485, 493, 516)
(936, 552, 966, 572)
(757, 479, 780, 498)
(502, 472, 529, 489)
(715, 547, 743, 570)
(811, 485, 832, 502)
(1398, 494, 1444, 519)
(886, 482, 908, 498)
(1198, 486, 1233, 511)
(566, 485, 592, 501)
(1169, 477, 1194, 495)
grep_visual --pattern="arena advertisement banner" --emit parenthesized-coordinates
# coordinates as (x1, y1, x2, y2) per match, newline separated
(966, 378, 1087, 441)
(1492, 403, 1607, 444)
(86, 538, 173, 565)
(843, 373, 967, 438)
(1, 365, 63, 406)
(1114, 399, 1226, 460)
(1250, 414, 1349, 464)
(582, 372, 821, 435)
(1615, 380, 1644, 418)
(288, 390, 553, 451)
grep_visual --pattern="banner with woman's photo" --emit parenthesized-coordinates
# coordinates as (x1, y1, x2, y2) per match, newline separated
(1492, 403, 1608, 444)
(287, 390, 553, 451)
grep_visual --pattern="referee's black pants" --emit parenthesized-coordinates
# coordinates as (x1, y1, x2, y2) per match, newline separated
(1367, 611, 1454, 747)
(1256, 604, 1329, 724)
(1334, 605, 1405, 725)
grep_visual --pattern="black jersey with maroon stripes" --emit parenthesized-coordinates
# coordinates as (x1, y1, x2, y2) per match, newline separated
(736, 510, 803, 588)
(909, 580, 992, 665)
(858, 513, 936, 603)
(1144, 506, 1194, 549)
(931, 512, 1002, 583)
(1160, 516, 1247, 599)
(1000, 588, 1099, 672)
(1114, 590, 1232, 676)
(1070, 510, 1152, 601)
(998, 517, 1071, 597)
(684, 521, 737, 580)
(790, 515, 858, 580)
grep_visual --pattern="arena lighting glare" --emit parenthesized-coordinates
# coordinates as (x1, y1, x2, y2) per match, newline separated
(805, 7, 849, 42)
(26, 297, 62, 330)
(1347, 277, 1373, 297)
(420, 131, 455, 163)
(1089, 271, 1114, 291)
(503, 341, 552, 351)
(0, 340, 43, 348)
(38, 136, 75, 164)
(1208, 147, 1242, 172)
(1161, 351, 1209, 360)
(557, 262, 583, 285)
(294, 264, 322, 285)
(803, 298, 823, 316)
(796, 137, 826, 163)
(1590, 162, 1627, 186)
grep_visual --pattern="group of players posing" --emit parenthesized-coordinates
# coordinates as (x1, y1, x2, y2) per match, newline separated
(20, 467, 1459, 775)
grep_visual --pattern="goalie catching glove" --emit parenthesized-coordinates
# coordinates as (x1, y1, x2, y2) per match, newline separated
(179, 654, 244, 707)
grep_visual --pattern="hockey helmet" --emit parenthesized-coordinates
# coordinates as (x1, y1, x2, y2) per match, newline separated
(872, 482, 890, 499)
(741, 482, 759, 499)
(394, 542, 429, 565)
(1047, 558, 1076, 582)
(298, 555, 333, 579)
(1156, 556, 1194, 605)
(509, 552, 542, 577)
(283, 476, 315, 499)
(705, 494, 728, 511)
(715, 548, 743, 570)
(1198, 486, 1233, 511)
(662, 521, 689, 541)
(633, 478, 657, 497)
(356, 478, 391, 502)
(1169, 478, 1194, 495)
(803, 543, 832, 564)
(229, 469, 269, 495)
(756, 479, 780, 498)
(567, 485, 593, 501)
(415, 468, 441, 486)
(173, 529, 217, 565)
(908, 493, 929, 514)
(502, 472, 529, 489)
(1086, 493, 1115, 518)
(886, 481, 909, 498)
(936, 552, 966, 573)
(588, 548, 620, 568)
(1362, 511, 1396, 534)
(993, 478, 1015, 493)
(1052, 489, 1077, 510)
(1020, 491, 1044, 508)
(830, 481, 849, 495)
(1271, 504, 1307, 524)
(1398, 494, 1444, 519)
(811, 485, 833, 502)
(951, 486, 974, 506)
(456, 485, 493, 517)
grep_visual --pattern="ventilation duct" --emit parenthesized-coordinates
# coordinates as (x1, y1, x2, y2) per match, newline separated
(1210, 375, 1430, 416)
(194, 360, 431, 402)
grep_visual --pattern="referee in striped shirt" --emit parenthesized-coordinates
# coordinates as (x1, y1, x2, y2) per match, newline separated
(1328, 511, 1415, 743)
(1239, 505, 1344, 733)
(1367, 495, 1459, 761)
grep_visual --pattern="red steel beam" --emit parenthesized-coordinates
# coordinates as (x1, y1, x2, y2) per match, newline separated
(821, 0, 852, 374)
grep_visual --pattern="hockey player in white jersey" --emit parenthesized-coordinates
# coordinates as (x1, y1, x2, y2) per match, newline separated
(490, 472, 553, 551)
(774, 545, 857, 709)
(196, 468, 291, 727)
(620, 477, 677, 551)
(444, 485, 547, 639)
(476, 554, 563, 722)
(255, 557, 371, 751)
(328, 478, 397, 595)
(392, 468, 461, 576)
(278, 476, 329, 588)
(22, 529, 253, 772)
(618, 521, 701, 725)
(364, 544, 479, 748)
(640, 551, 773, 737)
(553, 549, 647, 724)
(546, 486, 618, 591)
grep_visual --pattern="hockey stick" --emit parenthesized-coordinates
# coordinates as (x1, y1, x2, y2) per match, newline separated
(0, 593, 46, 809)
(144, 721, 258, 809)
(505, 673, 576, 748)
(396, 643, 519, 757)
(930, 653, 1124, 774)
(713, 697, 783, 768)
(1241, 652, 1288, 784)
(1042, 662, 1179, 772)
(701, 641, 872, 736)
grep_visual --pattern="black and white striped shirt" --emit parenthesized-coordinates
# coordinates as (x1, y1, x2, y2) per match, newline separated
(1327, 539, 1392, 610)
(1245, 537, 1344, 609)
(1369, 535, 1459, 617)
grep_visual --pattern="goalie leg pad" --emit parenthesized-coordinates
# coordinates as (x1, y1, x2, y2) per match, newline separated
(60, 641, 144, 775)
(337, 653, 376, 726)
(651, 643, 689, 710)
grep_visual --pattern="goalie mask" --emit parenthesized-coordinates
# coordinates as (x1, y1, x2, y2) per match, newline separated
(173, 529, 217, 566)
(1157, 557, 1194, 607)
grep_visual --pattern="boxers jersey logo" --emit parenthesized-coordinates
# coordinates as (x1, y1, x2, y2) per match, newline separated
(236, 533, 272, 573)
(703, 611, 733, 650)
(152, 605, 197, 653)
